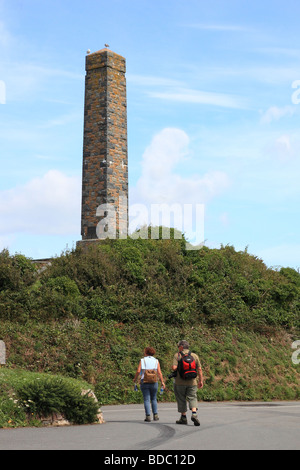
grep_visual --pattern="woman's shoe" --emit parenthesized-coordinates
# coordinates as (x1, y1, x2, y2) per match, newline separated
(144, 415, 151, 422)
(153, 414, 159, 421)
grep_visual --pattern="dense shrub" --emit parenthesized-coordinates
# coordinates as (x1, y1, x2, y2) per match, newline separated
(0, 234, 299, 331)
(16, 376, 99, 424)
(0, 250, 36, 291)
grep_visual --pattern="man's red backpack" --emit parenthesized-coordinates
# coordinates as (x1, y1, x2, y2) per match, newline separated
(177, 351, 197, 380)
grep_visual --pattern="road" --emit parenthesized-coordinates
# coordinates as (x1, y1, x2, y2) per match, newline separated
(0, 402, 299, 451)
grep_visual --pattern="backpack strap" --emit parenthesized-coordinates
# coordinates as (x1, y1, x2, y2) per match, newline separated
(179, 350, 191, 358)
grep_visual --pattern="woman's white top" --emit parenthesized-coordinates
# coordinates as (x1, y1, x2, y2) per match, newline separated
(140, 356, 158, 380)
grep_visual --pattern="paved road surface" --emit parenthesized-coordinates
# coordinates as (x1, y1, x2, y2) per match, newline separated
(0, 402, 299, 451)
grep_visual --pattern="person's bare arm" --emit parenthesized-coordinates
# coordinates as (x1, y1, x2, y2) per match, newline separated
(157, 362, 165, 388)
(198, 366, 204, 389)
(133, 361, 141, 383)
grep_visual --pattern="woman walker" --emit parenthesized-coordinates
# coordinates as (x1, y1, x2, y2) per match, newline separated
(133, 347, 165, 422)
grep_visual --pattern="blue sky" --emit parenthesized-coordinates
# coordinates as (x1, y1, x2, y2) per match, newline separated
(0, 0, 300, 269)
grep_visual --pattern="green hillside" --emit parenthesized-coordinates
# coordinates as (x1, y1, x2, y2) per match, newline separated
(0, 231, 299, 427)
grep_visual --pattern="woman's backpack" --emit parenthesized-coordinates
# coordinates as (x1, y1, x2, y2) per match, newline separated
(142, 358, 158, 383)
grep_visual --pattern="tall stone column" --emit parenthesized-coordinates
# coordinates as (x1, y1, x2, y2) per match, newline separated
(80, 48, 128, 243)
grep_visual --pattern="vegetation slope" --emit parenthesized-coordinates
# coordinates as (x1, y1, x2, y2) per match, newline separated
(0, 230, 299, 427)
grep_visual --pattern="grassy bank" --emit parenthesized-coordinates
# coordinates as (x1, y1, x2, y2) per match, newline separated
(0, 235, 299, 427)
(0, 319, 299, 424)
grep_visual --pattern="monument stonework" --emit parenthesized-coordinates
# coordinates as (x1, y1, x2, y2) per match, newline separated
(79, 48, 128, 246)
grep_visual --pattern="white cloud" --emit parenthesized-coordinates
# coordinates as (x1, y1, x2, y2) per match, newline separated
(0, 170, 81, 236)
(273, 134, 300, 163)
(265, 134, 297, 163)
(260, 105, 295, 124)
(130, 128, 230, 240)
(276, 134, 292, 152)
(132, 128, 230, 205)
(130, 128, 230, 244)
(139, 128, 189, 181)
(149, 87, 247, 109)
(128, 71, 247, 109)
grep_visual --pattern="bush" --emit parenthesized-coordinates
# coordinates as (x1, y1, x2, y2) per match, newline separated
(0, 250, 36, 292)
(17, 376, 99, 424)
(0, 235, 299, 331)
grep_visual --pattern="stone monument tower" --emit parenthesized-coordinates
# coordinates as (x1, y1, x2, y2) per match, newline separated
(79, 47, 128, 245)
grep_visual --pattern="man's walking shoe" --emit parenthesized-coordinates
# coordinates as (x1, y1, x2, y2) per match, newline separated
(191, 413, 200, 426)
(153, 414, 159, 421)
(144, 415, 151, 422)
(176, 415, 188, 425)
